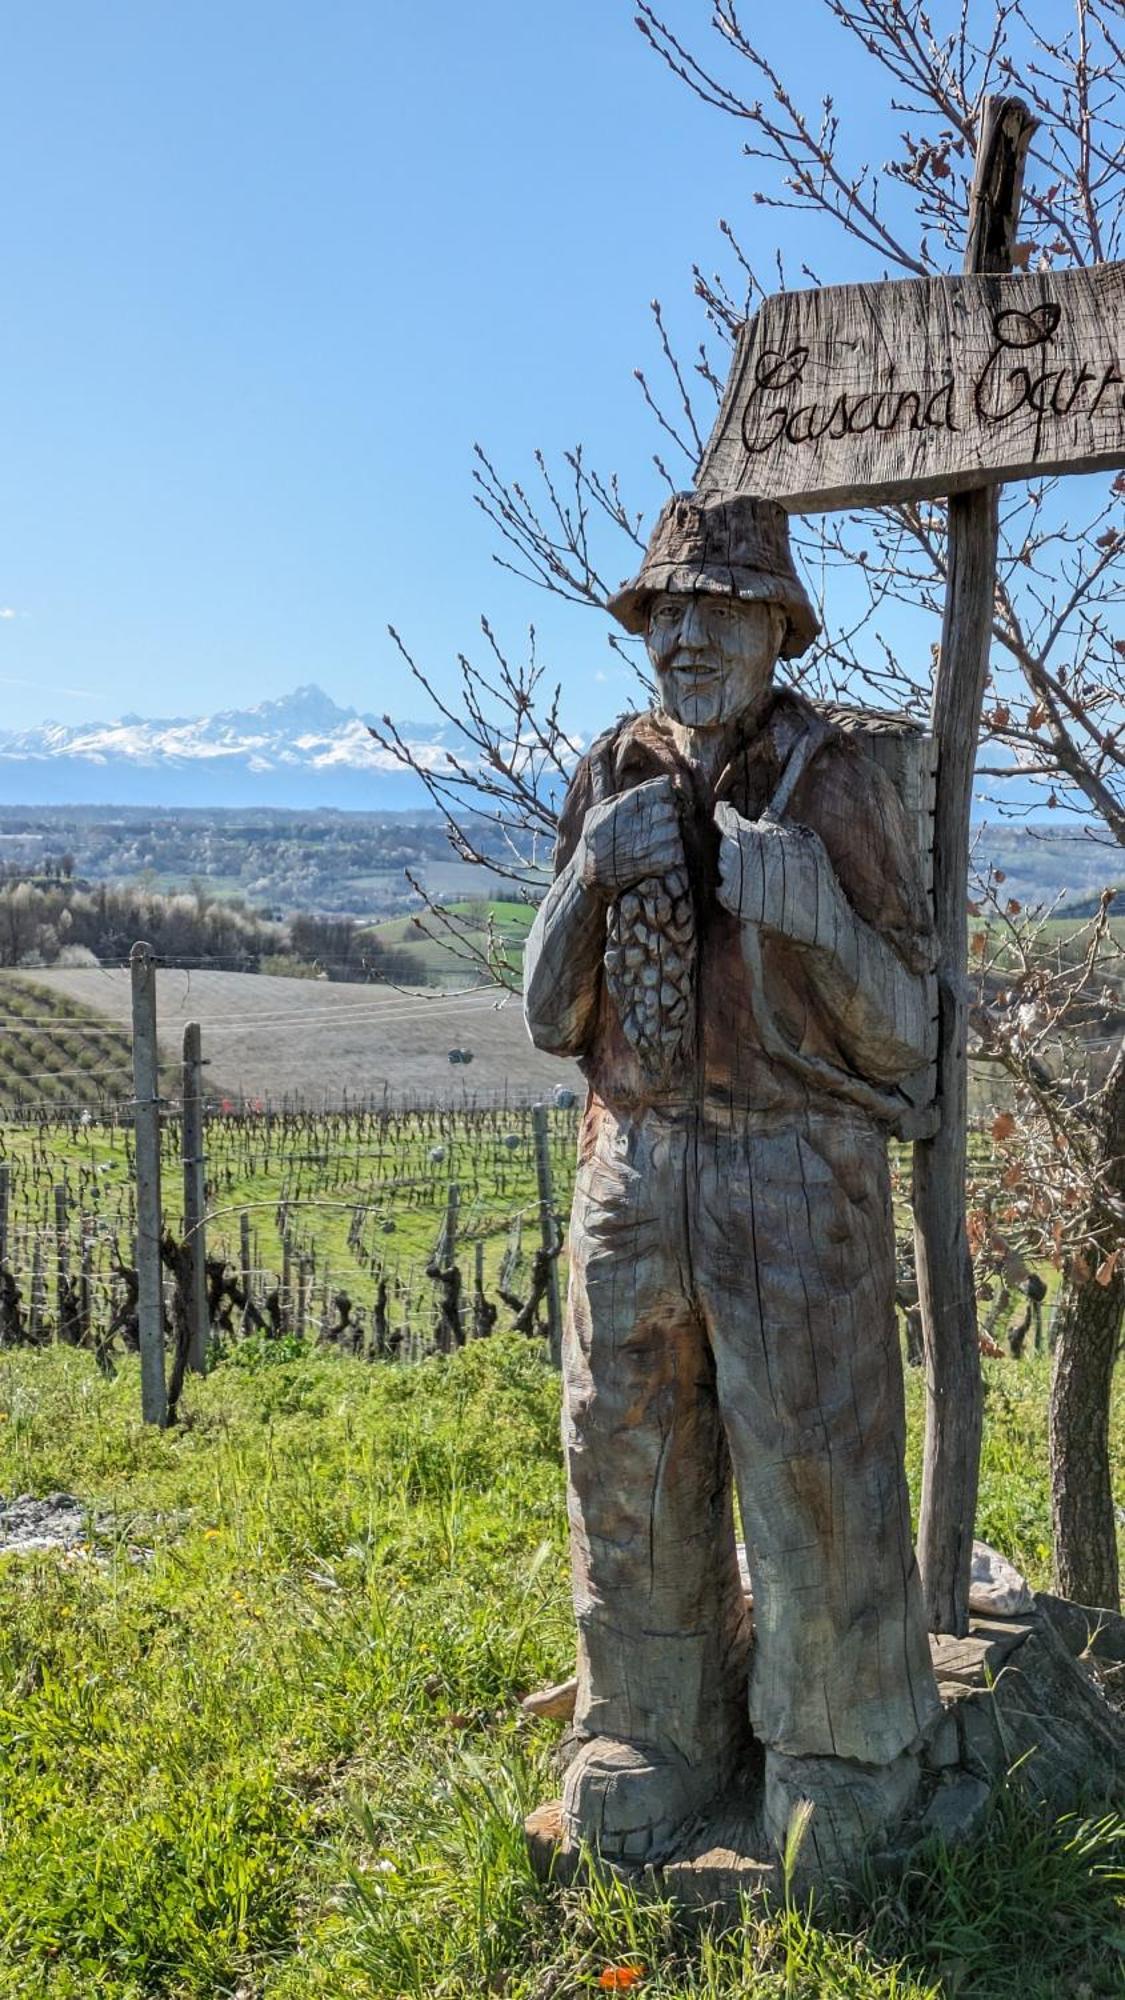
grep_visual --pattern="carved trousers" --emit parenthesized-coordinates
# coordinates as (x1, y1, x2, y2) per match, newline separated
(563, 1101, 939, 1774)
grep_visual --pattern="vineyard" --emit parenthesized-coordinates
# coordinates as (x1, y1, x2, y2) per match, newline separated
(0, 1098, 581, 1365)
(0, 979, 170, 1114)
(1, 965, 578, 1106)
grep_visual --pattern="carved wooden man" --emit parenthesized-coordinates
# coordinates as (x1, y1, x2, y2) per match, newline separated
(524, 493, 941, 1873)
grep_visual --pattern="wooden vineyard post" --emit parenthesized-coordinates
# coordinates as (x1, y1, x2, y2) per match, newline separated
(54, 1184, 68, 1342)
(130, 941, 168, 1426)
(532, 1103, 562, 1368)
(181, 1022, 209, 1376)
(913, 96, 1036, 1635)
(240, 1212, 254, 1333)
(0, 1161, 9, 1269)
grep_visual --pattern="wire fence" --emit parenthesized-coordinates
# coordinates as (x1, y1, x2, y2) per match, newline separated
(0, 1096, 580, 1370)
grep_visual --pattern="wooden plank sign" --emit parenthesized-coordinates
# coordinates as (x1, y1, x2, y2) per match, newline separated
(697, 263, 1125, 511)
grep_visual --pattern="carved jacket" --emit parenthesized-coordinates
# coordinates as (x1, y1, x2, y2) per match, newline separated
(551, 687, 934, 1122)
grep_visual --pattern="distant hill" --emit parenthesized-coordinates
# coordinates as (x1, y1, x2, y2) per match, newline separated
(0, 685, 476, 810)
(5, 968, 580, 1107)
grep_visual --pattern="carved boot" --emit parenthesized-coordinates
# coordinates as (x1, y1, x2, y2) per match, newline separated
(763, 1747, 921, 1879)
(561, 1736, 724, 1864)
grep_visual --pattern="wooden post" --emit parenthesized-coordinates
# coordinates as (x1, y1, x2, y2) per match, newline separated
(130, 940, 168, 1426)
(29, 1240, 42, 1344)
(0, 1161, 9, 1268)
(54, 1183, 68, 1341)
(532, 1103, 563, 1368)
(79, 1221, 93, 1346)
(240, 1211, 253, 1333)
(181, 1022, 209, 1375)
(913, 95, 1036, 1635)
(442, 1182, 459, 1268)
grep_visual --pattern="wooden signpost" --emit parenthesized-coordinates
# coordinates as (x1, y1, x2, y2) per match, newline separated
(698, 260, 1125, 511)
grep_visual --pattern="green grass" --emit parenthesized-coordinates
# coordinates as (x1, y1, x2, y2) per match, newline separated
(362, 899, 537, 984)
(0, 1338, 1121, 1998)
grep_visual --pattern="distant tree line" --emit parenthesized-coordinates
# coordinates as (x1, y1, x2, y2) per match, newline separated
(0, 879, 416, 984)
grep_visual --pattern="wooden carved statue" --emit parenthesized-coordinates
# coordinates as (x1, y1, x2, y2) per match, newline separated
(523, 493, 942, 1874)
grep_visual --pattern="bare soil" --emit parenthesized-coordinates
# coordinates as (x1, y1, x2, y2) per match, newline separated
(4, 969, 581, 1107)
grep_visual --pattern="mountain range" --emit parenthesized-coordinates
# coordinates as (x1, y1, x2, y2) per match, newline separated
(0, 686, 463, 808)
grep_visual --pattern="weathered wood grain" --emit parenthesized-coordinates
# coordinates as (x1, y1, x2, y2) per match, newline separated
(525, 520, 942, 1866)
(914, 95, 1036, 1640)
(697, 263, 1125, 510)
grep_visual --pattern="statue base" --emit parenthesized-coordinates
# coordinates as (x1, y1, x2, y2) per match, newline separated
(525, 1599, 1125, 1916)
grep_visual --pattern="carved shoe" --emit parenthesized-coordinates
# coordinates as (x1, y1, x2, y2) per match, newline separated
(561, 1735, 722, 1865)
(763, 1747, 921, 1880)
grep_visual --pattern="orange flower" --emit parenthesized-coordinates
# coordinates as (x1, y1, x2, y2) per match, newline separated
(598, 1968, 645, 1992)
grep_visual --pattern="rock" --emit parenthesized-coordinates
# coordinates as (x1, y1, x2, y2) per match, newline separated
(1035, 1590, 1125, 1666)
(521, 1677, 578, 1721)
(921, 1773, 991, 1846)
(0, 1492, 89, 1557)
(922, 1706, 961, 1770)
(953, 1691, 1005, 1781)
(969, 1539, 1033, 1617)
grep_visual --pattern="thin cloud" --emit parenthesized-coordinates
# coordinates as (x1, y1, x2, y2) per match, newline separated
(0, 608, 17, 620)
(0, 675, 95, 699)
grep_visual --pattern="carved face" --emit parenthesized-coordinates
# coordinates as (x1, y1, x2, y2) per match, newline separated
(645, 592, 782, 730)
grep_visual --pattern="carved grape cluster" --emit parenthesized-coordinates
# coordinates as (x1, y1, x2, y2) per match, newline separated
(604, 866, 695, 1081)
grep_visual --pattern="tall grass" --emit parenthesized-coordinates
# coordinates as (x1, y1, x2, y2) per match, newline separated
(0, 1339, 1120, 1997)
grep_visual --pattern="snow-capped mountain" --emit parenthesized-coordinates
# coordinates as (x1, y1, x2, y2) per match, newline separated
(0, 686, 464, 807)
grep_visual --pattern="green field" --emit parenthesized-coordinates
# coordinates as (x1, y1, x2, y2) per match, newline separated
(363, 899, 537, 987)
(0, 1339, 1121, 1999)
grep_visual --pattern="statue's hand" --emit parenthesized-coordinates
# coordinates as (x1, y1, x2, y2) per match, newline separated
(715, 802, 831, 947)
(579, 777, 685, 897)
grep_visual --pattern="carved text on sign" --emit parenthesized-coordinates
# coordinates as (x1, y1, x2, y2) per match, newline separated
(697, 266, 1125, 511)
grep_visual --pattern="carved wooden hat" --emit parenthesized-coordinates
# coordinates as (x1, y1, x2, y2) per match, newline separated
(607, 492, 819, 658)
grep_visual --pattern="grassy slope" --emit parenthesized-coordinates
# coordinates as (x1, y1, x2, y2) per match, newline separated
(7, 968, 577, 1106)
(362, 900, 537, 982)
(0, 1339, 1121, 2000)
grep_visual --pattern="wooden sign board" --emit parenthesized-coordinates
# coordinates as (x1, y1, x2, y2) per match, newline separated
(697, 263, 1125, 512)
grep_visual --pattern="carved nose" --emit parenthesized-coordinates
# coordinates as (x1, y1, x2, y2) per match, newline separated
(678, 601, 710, 645)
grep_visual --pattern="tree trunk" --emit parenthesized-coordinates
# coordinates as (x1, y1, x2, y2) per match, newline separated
(1048, 1040, 1125, 1611)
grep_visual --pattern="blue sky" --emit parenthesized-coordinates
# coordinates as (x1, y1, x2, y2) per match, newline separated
(0, 2, 896, 738)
